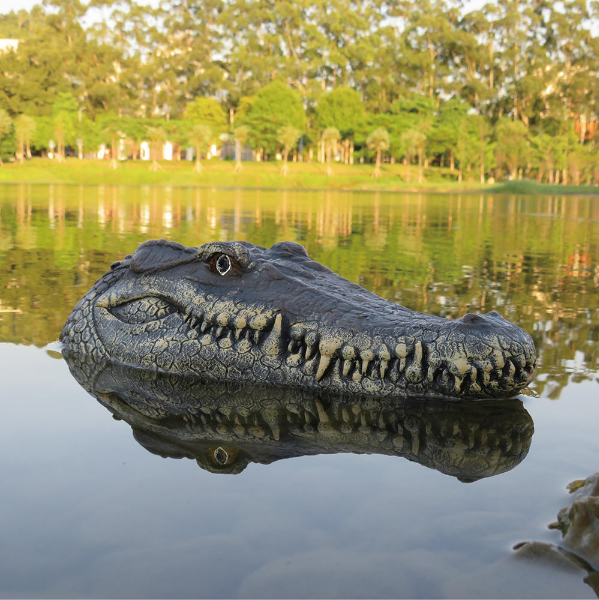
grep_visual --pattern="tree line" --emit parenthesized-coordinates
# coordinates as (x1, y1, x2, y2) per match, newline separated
(0, 0, 598, 183)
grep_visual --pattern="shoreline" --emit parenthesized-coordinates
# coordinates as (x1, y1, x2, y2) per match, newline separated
(1, 159, 599, 196)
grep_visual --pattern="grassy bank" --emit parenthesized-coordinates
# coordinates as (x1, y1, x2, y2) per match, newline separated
(1, 158, 599, 195)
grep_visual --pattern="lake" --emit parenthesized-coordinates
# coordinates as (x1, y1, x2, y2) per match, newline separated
(1, 183, 598, 598)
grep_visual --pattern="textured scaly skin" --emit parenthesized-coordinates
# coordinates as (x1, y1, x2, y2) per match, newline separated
(60, 239, 537, 400)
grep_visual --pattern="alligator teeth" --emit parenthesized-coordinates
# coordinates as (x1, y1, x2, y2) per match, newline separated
(380, 359, 388, 379)
(343, 359, 353, 377)
(249, 313, 269, 330)
(200, 321, 209, 333)
(216, 312, 229, 327)
(290, 324, 306, 340)
(389, 362, 400, 382)
(253, 331, 260, 344)
(216, 326, 223, 338)
(305, 331, 319, 360)
(360, 349, 374, 375)
(315, 355, 332, 382)
(263, 314, 284, 356)
(262, 408, 280, 441)
(341, 345, 356, 359)
(395, 342, 408, 359)
(405, 341, 425, 383)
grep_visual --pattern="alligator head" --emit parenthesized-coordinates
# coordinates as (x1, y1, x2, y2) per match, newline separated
(60, 239, 537, 399)
(62, 349, 535, 480)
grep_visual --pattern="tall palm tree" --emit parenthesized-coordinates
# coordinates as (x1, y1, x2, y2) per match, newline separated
(147, 126, 167, 172)
(0, 109, 11, 165)
(401, 129, 426, 183)
(366, 127, 390, 178)
(233, 125, 249, 173)
(189, 124, 213, 173)
(277, 125, 300, 176)
(14, 115, 36, 163)
(322, 127, 340, 176)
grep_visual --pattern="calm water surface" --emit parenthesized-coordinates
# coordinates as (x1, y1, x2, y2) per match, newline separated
(1, 183, 598, 598)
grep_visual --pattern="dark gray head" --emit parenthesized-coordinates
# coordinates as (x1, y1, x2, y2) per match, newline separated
(60, 239, 537, 399)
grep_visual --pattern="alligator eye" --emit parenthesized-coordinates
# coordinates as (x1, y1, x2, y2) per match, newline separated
(216, 254, 231, 275)
(208, 253, 242, 277)
(208, 445, 239, 467)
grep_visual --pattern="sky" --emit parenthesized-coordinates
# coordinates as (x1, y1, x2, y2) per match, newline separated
(0, 0, 485, 17)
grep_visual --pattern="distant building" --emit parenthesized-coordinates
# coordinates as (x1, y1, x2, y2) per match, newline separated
(140, 142, 150, 161)
(0, 39, 20, 53)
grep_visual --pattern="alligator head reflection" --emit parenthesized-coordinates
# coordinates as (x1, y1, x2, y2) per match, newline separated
(63, 348, 534, 479)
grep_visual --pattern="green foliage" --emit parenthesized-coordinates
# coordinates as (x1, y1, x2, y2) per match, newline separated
(322, 127, 340, 148)
(277, 126, 301, 153)
(240, 82, 306, 156)
(1, 1, 598, 182)
(367, 127, 390, 153)
(185, 98, 228, 136)
(190, 124, 213, 151)
(0, 108, 13, 140)
(494, 118, 529, 178)
(400, 129, 425, 159)
(0, 109, 15, 160)
(234, 126, 249, 145)
(52, 92, 78, 116)
(316, 87, 365, 138)
(147, 126, 167, 144)
(14, 114, 36, 159)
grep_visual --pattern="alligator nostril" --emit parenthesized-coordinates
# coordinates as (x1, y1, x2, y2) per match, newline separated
(462, 313, 483, 324)
(487, 311, 502, 318)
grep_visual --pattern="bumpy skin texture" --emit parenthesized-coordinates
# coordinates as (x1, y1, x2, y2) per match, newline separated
(60, 239, 537, 400)
(63, 350, 534, 479)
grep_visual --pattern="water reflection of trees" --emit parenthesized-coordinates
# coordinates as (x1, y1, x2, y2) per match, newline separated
(1, 183, 597, 398)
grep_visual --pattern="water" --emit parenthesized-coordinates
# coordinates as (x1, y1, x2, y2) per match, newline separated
(1, 183, 598, 598)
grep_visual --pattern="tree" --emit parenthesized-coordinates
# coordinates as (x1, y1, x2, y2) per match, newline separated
(146, 126, 167, 172)
(122, 117, 147, 161)
(455, 118, 479, 183)
(277, 125, 300, 176)
(322, 127, 340, 176)
(0, 109, 12, 164)
(240, 82, 306, 158)
(99, 112, 123, 169)
(494, 118, 529, 180)
(233, 125, 249, 173)
(189, 124, 212, 173)
(14, 115, 36, 163)
(51, 93, 77, 162)
(316, 87, 365, 164)
(185, 98, 228, 137)
(366, 127, 390, 178)
(428, 99, 469, 171)
(401, 129, 426, 183)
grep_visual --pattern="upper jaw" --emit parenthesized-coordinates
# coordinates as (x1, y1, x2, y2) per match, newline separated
(89, 250, 536, 399)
